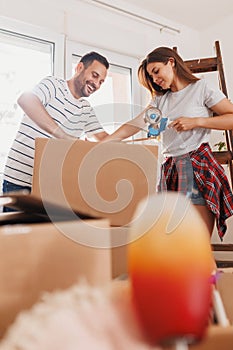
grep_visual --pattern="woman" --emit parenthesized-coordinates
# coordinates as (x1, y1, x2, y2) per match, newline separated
(103, 46, 233, 238)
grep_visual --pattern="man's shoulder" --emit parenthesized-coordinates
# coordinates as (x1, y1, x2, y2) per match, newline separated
(39, 75, 66, 87)
(79, 97, 92, 107)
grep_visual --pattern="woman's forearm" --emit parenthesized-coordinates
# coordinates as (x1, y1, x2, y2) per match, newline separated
(103, 123, 141, 142)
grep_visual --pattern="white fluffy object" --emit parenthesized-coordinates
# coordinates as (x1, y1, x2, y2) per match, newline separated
(0, 281, 159, 350)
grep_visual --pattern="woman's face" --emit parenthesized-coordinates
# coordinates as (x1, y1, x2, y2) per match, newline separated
(146, 59, 175, 90)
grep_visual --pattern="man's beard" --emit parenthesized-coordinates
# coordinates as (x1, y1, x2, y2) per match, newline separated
(80, 85, 90, 97)
(74, 78, 95, 98)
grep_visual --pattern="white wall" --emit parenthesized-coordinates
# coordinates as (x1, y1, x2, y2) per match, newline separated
(201, 15, 233, 101)
(0, 0, 200, 109)
(0, 0, 200, 59)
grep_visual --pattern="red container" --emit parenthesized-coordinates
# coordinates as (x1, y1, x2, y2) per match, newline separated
(128, 193, 214, 346)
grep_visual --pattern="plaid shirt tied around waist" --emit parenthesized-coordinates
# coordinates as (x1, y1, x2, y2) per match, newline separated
(158, 143, 233, 240)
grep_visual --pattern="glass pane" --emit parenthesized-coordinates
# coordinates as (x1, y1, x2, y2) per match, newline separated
(0, 30, 54, 191)
(72, 55, 132, 133)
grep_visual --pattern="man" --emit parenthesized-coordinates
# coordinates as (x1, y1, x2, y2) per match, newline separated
(2, 51, 109, 200)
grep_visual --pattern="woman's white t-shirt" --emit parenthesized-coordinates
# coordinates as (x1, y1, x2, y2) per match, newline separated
(151, 78, 225, 157)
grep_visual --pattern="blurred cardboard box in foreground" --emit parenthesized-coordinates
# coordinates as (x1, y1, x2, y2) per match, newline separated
(0, 219, 129, 338)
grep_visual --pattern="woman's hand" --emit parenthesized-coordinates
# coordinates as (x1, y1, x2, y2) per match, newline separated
(170, 98, 233, 132)
(169, 117, 201, 132)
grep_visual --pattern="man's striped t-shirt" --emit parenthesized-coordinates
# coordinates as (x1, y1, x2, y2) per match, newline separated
(3, 76, 104, 187)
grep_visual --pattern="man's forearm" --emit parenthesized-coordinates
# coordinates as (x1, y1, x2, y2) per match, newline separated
(18, 92, 76, 139)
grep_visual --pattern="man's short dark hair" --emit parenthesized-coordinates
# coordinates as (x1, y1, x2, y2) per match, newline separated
(80, 51, 109, 69)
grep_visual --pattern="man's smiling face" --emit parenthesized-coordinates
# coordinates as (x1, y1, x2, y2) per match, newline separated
(73, 60, 107, 98)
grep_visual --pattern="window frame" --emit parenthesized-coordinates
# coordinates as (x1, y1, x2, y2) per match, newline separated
(0, 17, 65, 192)
(0, 16, 65, 77)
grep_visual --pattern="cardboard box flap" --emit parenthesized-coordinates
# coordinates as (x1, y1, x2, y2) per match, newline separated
(0, 192, 101, 224)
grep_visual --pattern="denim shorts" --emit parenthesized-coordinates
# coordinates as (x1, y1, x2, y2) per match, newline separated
(2, 180, 31, 212)
(190, 178, 206, 206)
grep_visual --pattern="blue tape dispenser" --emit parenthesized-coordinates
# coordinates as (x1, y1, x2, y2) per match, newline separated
(144, 107, 168, 137)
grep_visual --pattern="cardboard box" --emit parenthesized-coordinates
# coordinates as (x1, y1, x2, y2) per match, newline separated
(163, 326, 233, 349)
(186, 325, 233, 350)
(216, 268, 233, 324)
(187, 268, 233, 349)
(0, 219, 129, 338)
(32, 138, 158, 226)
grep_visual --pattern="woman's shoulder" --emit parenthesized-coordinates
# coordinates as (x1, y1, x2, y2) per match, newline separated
(192, 77, 216, 91)
(193, 77, 223, 95)
(187, 78, 212, 95)
(191, 78, 206, 88)
(153, 91, 170, 103)
(192, 77, 226, 105)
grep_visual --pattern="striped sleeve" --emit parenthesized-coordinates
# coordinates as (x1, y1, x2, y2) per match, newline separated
(32, 76, 56, 106)
(84, 105, 104, 136)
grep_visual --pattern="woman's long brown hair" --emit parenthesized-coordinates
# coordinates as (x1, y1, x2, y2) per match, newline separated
(138, 47, 199, 97)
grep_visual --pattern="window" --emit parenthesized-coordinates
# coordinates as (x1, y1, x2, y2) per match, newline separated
(0, 17, 64, 191)
(66, 41, 141, 135)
